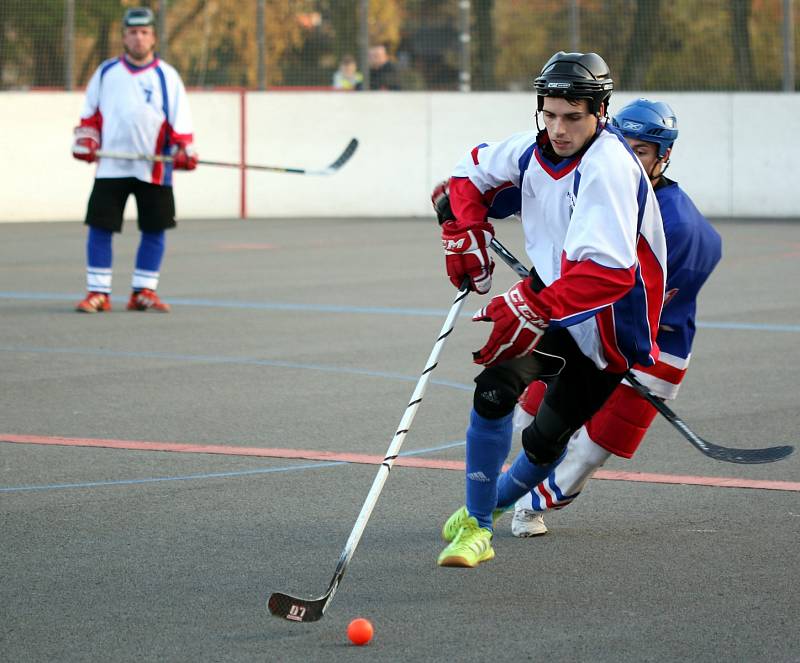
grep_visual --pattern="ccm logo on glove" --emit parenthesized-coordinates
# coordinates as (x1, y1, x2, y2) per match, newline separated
(443, 237, 466, 251)
(440, 221, 495, 294)
(471, 279, 549, 366)
(507, 288, 543, 324)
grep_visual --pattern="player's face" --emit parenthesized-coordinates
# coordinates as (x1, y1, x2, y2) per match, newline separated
(626, 138, 667, 181)
(541, 97, 598, 157)
(123, 26, 156, 64)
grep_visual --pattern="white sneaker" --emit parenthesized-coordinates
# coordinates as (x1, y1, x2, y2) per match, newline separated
(511, 508, 548, 537)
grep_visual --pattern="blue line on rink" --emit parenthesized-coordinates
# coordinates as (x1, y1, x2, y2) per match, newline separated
(0, 291, 798, 332)
(0, 440, 466, 493)
(0, 345, 475, 391)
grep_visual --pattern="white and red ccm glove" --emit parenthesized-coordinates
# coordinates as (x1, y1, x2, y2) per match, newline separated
(434, 178, 496, 294)
(72, 125, 100, 163)
(440, 220, 495, 294)
(472, 279, 549, 366)
(171, 141, 198, 170)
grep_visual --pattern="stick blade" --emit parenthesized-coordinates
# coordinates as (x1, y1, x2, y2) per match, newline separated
(267, 592, 327, 623)
(324, 138, 359, 173)
(700, 438, 794, 464)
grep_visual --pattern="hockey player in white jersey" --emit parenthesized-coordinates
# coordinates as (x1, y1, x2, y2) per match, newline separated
(436, 52, 668, 568)
(73, 7, 197, 313)
(507, 98, 722, 537)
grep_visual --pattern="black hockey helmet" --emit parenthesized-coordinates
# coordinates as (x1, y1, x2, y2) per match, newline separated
(534, 51, 613, 115)
(123, 7, 156, 29)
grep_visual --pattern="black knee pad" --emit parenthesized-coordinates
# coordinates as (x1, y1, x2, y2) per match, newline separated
(521, 399, 574, 465)
(473, 370, 521, 419)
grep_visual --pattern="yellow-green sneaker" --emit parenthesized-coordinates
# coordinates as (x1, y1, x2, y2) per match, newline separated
(441, 505, 507, 542)
(437, 516, 495, 568)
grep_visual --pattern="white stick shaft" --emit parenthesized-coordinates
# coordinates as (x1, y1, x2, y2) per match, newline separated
(322, 285, 470, 610)
(95, 150, 173, 163)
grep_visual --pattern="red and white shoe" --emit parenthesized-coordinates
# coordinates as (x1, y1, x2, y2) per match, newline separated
(126, 288, 171, 313)
(75, 291, 111, 313)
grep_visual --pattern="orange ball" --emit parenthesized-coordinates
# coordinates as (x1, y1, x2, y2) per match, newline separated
(347, 617, 374, 646)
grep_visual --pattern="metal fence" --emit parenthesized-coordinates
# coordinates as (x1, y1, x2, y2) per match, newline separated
(1, 0, 796, 92)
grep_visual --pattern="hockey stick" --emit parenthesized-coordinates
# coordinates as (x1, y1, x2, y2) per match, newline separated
(267, 282, 471, 622)
(486, 235, 794, 464)
(94, 138, 358, 175)
(621, 371, 793, 464)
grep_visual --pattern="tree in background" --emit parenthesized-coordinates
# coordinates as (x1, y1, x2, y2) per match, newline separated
(731, 0, 755, 89)
(2, 0, 66, 87)
(400, 0, 459, 89)
(472, 0, 496, 90)
(620, 0, 662, 89)
(165, 0, 308, 87)
(0, 0, 795, 91)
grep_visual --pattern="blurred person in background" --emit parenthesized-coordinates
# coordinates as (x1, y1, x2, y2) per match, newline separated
(507, 98, 722, 537)
(433, 52, 667, 568)
(71, 7, 197, 314)
(333, 54, 364, 91)
(368, 44, 400, 90)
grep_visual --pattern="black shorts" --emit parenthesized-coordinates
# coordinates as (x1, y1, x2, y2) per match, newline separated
(477, 327, 625, 430)
(85, 177, 176, 233)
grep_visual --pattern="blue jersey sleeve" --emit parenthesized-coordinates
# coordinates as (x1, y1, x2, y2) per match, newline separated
(655, 182, 722, 359)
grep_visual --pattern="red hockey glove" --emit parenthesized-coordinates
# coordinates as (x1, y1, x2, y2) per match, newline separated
(431, 180, 454, 225)
(171, 142, 198, 170)
(441, 220, 494, 294)
(472, 279, 548, 366)
(72, 126, 100, 163)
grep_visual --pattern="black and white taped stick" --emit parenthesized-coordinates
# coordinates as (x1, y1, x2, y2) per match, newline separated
(487, 235, 794, 465)
(95, 137, 358, 175)
(268, 282, 470, 622)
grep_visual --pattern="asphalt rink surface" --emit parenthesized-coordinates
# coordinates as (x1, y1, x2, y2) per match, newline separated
(1, 216, 799, 662)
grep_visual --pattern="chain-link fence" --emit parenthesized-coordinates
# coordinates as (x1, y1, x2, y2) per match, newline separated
(1, 0, 797, 91)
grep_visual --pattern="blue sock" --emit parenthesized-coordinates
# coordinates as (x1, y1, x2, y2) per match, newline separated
(135, 231, 166, 274)
(496, 450, 553, 509)
(465, 409, 513, 530)
(87, 226, 113, 269)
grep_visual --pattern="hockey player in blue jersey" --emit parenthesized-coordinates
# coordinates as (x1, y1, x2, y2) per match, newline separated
(504, 98, 723, 537)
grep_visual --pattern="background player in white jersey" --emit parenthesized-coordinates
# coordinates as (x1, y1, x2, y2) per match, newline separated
(506, 98, 723, 537)
(436, 52, 667, 568)
(72, 7, 197, 313)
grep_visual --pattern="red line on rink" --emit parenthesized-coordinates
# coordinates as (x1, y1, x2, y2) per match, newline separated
(1, 434, 466, 471)
(2, 433, 798, 492)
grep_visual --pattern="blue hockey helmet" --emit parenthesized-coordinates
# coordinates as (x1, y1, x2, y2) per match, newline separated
(612, 99, 678, 158)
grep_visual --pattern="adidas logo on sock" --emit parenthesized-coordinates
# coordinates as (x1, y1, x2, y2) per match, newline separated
(467, 471, 490, 482)
(480, 389, 501, 404)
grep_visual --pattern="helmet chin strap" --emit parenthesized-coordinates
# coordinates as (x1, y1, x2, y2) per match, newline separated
(649, 156, 670, 182)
